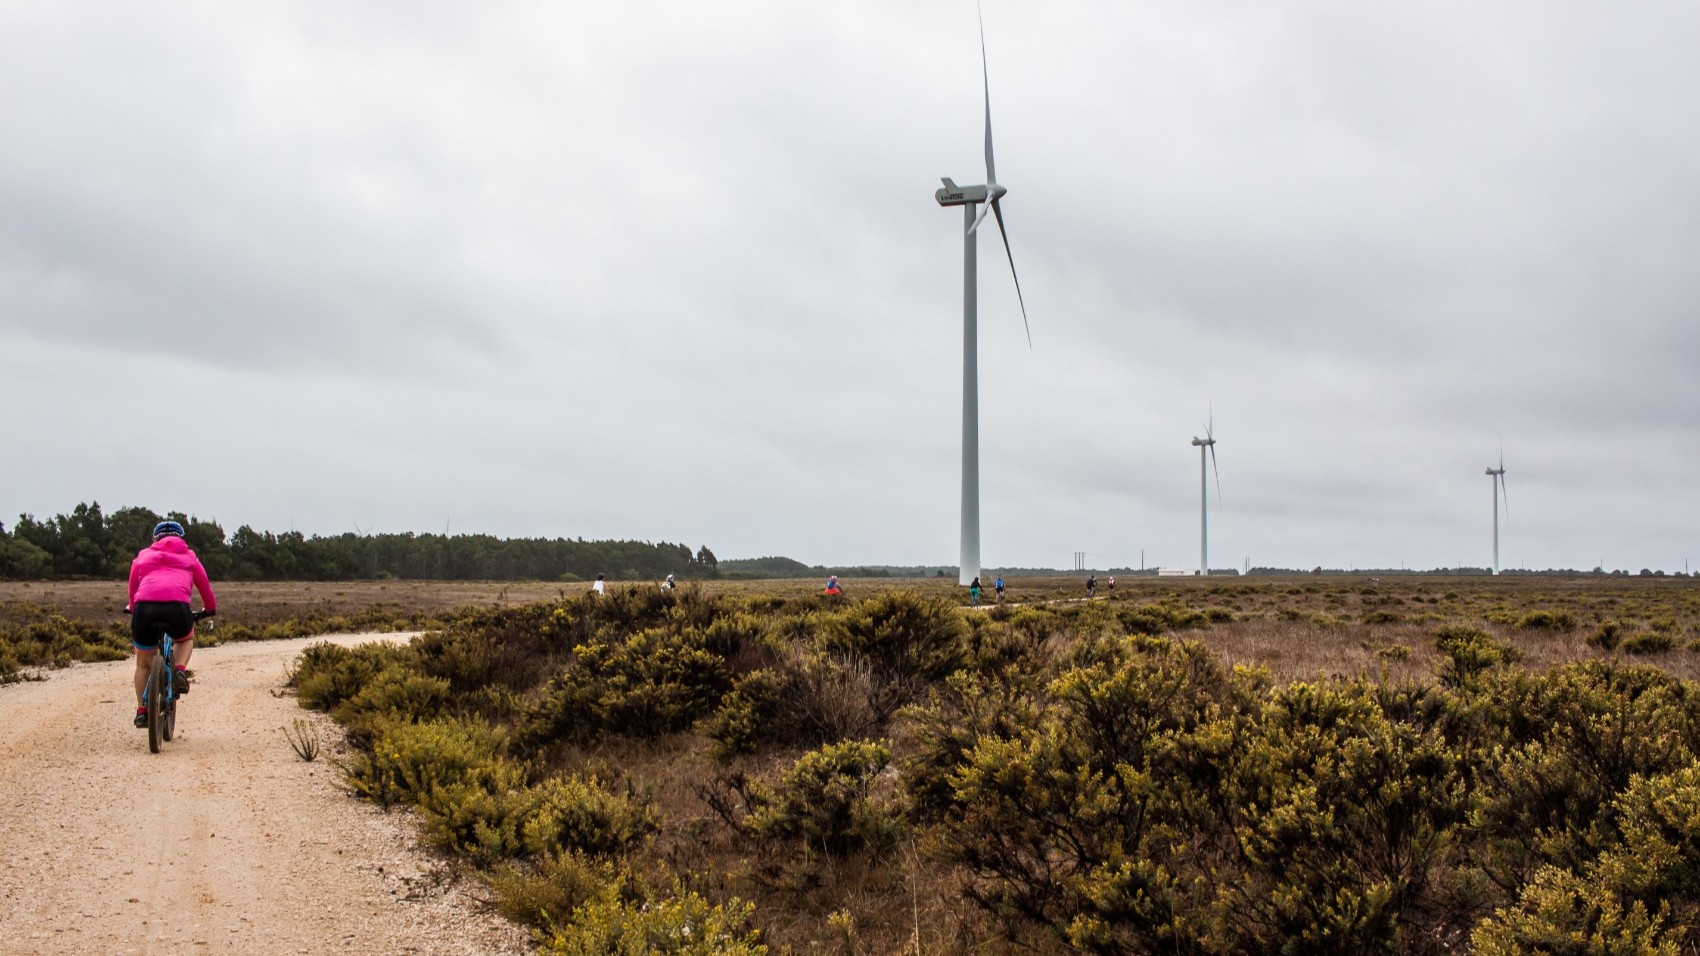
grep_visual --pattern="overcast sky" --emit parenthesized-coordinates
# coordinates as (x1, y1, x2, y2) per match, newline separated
(3, 1, 1696, 573)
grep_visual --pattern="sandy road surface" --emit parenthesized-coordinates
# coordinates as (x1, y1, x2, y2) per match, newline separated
(0, 634, 531, 956)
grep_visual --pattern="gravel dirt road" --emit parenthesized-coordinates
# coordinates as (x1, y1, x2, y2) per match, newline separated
(0, 633, 531, 956)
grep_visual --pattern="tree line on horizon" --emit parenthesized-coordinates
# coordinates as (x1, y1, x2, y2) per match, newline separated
(0, 502, 718, 583)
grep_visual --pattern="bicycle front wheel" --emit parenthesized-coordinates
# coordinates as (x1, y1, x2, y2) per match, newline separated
(146, 655, 167, 753)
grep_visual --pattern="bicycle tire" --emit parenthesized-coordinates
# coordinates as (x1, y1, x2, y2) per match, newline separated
(163, 693, 176, 742)
(146, 655, 167, 754)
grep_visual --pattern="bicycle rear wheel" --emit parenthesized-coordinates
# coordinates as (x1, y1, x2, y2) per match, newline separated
(146, 655, 167, 753)
(163, 691, 176, 742)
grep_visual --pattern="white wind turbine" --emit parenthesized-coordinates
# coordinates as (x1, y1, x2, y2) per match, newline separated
(1190, 414, 1220, 576)
(1486, 451, 1509, 574)
(934, 14, 1030, 587)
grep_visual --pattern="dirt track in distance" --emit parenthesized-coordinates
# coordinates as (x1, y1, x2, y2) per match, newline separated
(0, 633, 530, 956)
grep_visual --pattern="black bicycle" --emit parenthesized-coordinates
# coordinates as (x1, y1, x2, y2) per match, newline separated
(132, 608, 212, 753)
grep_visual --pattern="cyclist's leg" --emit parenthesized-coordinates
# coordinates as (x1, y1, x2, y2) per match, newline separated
(133, 648, 155, 707)
(130, 603, 174, 710)
(173, 602, 195, 669)
(165, 603, 195, 691)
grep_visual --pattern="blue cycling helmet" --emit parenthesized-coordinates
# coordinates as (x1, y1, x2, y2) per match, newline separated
(152, 521, 186, 540)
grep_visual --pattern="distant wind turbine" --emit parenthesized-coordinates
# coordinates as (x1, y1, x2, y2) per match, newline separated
(934, 12, 1030, 587)
(1190, 413, 1220, 576)
(1486, 451, 1509, 574)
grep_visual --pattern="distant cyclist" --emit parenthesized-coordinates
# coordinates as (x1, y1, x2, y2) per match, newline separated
(125, 521, 217, 728)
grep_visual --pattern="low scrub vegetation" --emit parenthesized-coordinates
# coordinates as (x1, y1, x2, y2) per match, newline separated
(273, 577, 1700, 953)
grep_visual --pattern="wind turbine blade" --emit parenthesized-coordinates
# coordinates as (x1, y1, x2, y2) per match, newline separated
(1209, 444, 1222, 506)
(990, 199, 1031, 348)
(980, 10, 996, 185)
(1499, 474, 1509, 529)
(967, 200, 993, 235)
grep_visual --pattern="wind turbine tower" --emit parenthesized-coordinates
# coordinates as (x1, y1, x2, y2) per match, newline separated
(1190, 415, 1220, 576)
(1486, 453, 1509, 574)
(934, 17, 1029, 586)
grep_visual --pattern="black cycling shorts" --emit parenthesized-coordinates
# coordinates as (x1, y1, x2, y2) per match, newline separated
(131, 601, 195, 649)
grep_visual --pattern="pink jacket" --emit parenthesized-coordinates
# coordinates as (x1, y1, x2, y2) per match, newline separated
(128, 536, 218, 611)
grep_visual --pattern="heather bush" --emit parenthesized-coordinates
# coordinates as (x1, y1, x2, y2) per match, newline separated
(1623, 632, 1678, 655)
(0, 611, 128, 680)
(739, 739, 900, 858)
(521, 774, 657, 859)
(1116, 601, 1208, 635)
(1470, 663, 1700, 895)
(1435, 626, 1520, 687)
(821, 591, 969, 694)
(341, 714, 510, 809)
(1471, 766, 1700, 954)
(335, 668, 451, 745)
(1591, 621, 1628, 651)
(1516, 609, 1577, 630)
(490, 849, 623, 930)
(1208, 679, 1474, 954)
(927, 637, 1254, 950)
(540, 884, 766, 955)
(524, 624, 731, 742)
(291, 640, 414, 711)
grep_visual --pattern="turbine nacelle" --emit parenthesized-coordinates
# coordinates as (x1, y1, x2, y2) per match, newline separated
(936, 178, 1003, 207)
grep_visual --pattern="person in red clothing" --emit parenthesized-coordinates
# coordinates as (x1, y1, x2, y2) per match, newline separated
(125, 521, 217, 727)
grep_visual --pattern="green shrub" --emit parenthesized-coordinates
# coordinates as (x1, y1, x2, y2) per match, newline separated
(1362, 609, 1405, 625)
(1470, 662, 1699, 895)
(822, 591, 968, 687)
(741, 740, 899, 857)
(490, 850, 624, 930)
(415, 761, 534, 862)
(699, 610, 764, 661)
(525, 625, 731, 743)
(701, 668, 820, 758)
(1470, 866, 1677, 955)
(1210, 680, 1473, 954)
(1436, 626, 1520, 686)
(1472, 762, 1700, 954)
(292, 641, 413, 712)
(335, 668, 451, 744)
(521, 775, 656, 858)
(0, 611, 129, 679)
(341, 715, 509, 809)
(1591, 621, 1628, 651)
(1516, 610, 1578, 630)
(1117, 602, 1208, 635)
(928, 639, 1254, 950)
(541, 885, 766, 955)
(1623, 632, 1677, 655)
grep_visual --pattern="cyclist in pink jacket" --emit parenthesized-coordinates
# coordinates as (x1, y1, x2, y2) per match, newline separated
(125, 521, 217, 728)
